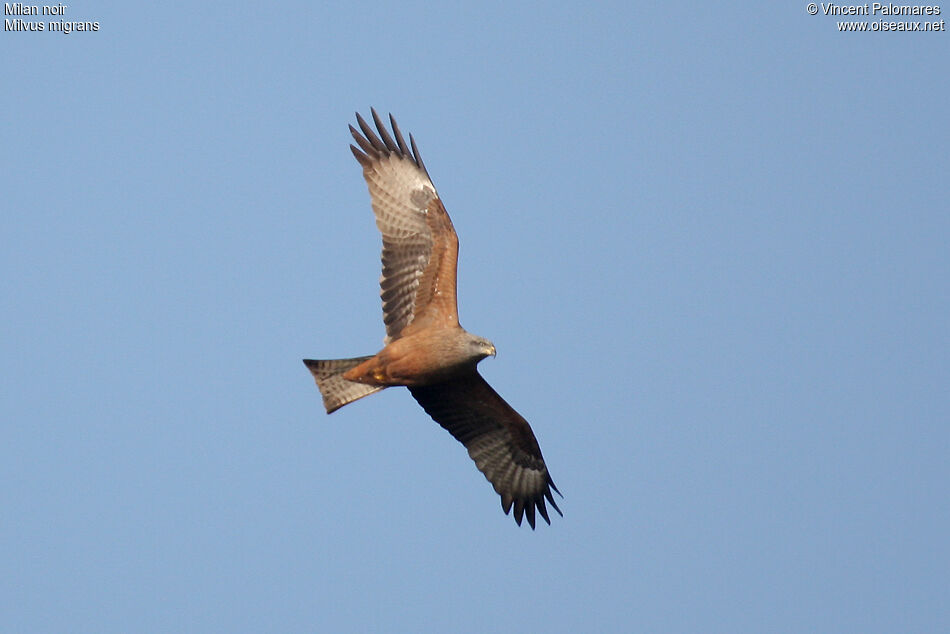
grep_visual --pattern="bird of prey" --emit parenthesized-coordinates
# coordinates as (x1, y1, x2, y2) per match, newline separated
(303, 110, 561, 528)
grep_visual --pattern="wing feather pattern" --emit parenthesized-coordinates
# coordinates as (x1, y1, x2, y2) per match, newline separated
(350, 110, 457, 343)
(409, 372, 562, 528)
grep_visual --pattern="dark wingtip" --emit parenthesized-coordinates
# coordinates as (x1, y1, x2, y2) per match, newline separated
(349, 110, 426, 173)
(501, 494, 514, 516)
(371, 109, 399, 152)
(537, 496, 552, 525)
(354, 111, 371, 136)
(350, 143, 372, 168)
(500, 485, 561, 528)
(349, 124, 378, 158)
(409, 132, 427, 173)
(544, 477, 564, 518)
(513, 499, 526, 526)
(389, 113, 412, 157)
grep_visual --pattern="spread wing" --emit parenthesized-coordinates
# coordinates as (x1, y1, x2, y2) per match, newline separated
(408, 372, 562, 528)
(349, 110, 460, 344)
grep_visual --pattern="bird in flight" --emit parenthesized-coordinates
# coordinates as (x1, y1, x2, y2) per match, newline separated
(303, 110, 561, 528)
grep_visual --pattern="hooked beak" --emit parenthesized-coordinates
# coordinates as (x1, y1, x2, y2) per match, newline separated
(487, 344, 497, 357)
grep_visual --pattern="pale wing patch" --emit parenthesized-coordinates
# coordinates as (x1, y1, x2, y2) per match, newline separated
(365, 156, 435, 237)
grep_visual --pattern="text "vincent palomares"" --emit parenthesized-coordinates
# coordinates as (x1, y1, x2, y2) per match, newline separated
(817, 3, 941, 15)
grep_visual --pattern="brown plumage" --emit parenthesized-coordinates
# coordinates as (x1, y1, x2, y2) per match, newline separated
(303, 110, 561, 528)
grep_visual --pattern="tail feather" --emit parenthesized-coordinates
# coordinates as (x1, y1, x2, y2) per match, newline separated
(303, 356, 384, 413)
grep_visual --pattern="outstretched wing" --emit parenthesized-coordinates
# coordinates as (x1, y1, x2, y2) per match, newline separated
(408, 372, 562, 529)
(349, 110, 460, 343)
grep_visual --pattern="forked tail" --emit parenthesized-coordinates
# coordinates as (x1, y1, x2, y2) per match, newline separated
(303, 356, 384, 413)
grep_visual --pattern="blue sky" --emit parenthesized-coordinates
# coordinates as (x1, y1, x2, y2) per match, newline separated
(2, 2, 947, 632)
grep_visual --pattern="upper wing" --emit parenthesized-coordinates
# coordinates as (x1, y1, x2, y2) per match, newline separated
(408, 372, 562, 528)
(349, 110, 460, 343)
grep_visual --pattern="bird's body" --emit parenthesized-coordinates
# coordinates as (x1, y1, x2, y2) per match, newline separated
(342, 326, 494, 387)
(303, 111, 561, 528)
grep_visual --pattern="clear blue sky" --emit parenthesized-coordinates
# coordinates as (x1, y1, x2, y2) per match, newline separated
(2, 2, 947, 632)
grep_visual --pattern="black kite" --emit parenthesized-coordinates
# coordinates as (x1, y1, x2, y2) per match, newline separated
(304, 110, 561, 528)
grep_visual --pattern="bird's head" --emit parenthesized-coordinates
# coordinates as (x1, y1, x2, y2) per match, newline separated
(466, 334, 496, 361)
